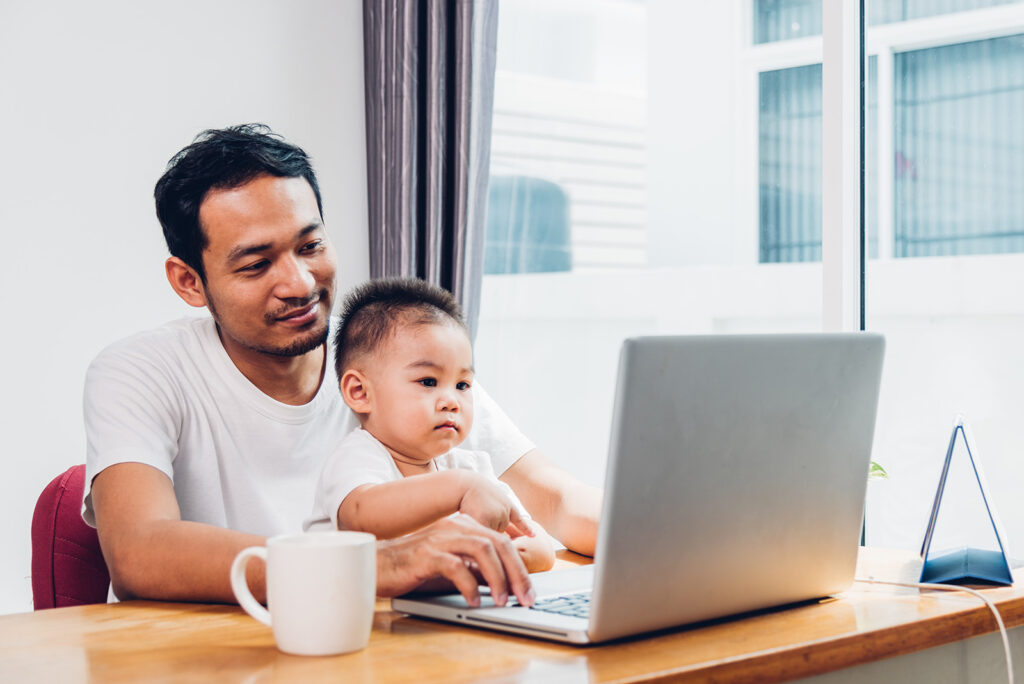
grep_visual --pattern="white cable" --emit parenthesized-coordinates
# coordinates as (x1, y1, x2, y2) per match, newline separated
(854, 576, 1014, 684)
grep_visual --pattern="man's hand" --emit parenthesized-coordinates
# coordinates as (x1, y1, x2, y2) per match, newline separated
(375, 514, 535, 608)
(457, 472, 533, 538)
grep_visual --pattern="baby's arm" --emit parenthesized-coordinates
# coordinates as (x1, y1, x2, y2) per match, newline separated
(339, 470, 521, 538)
(339, 471, 467, 538)
(512, 520, 556, 573)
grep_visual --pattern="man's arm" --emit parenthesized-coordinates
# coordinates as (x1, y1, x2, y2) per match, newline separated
(92, 462, 268, 603)
(94, 463, 536, 607)
(500, 449, 603, 557)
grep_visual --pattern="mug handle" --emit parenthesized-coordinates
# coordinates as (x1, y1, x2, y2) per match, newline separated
(230, 546, 272, 627)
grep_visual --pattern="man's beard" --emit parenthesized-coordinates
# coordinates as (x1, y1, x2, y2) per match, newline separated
(207, 289, 331, 358)
(257, 323, 329, 357)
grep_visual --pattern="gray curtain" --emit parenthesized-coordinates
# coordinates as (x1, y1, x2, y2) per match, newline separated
(363, 0, 498, 335)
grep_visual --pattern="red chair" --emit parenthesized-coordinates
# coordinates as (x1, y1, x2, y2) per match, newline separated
(31, 465, 110, 609)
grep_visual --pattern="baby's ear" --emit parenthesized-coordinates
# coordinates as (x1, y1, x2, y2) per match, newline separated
(340, 369, 371, 414)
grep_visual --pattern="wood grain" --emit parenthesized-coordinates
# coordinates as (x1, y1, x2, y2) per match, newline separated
(2, 548, 1021, 683)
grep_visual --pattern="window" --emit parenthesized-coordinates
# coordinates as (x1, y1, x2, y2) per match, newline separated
(758, 63, 822, 263)
(479, 0, 1024, 560)
(893, 35, 1024, 257)
(754, 0, 1024, 262)
(478, 0, 824, 489)
(755, 0, 820, 44)
(488, 0, 647, 272)
(864, 2, 1024, 553)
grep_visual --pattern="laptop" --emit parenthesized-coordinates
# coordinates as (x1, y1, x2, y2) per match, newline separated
(393, 333, 886, 644)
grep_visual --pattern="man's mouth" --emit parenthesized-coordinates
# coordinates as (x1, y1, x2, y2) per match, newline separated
(273, 302, 318, 328)
(271, 292, 326, 327)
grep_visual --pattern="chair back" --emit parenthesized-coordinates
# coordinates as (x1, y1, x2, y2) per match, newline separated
(31, 465, 110, 609)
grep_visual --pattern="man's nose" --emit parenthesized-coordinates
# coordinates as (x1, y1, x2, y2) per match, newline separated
(274, 255, 316, 299)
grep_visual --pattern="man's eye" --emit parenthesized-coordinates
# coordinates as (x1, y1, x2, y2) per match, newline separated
(239, 261, 268, 273)
(456, 381, 471, 391)
(418, 378, 437, 388)
(301, 240, 324, 253)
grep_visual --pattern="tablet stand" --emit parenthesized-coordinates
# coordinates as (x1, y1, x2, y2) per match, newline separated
(919, 416, 1012, 586)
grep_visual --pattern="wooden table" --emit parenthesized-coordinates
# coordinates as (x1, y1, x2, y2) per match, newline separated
(3, 548, 1023, 683)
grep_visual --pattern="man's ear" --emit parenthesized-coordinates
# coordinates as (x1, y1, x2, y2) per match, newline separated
(165, 257, 208, 308)
(340, 369, 372, 415)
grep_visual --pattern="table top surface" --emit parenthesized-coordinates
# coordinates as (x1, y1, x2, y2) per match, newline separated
(4, 548, 1023, 683)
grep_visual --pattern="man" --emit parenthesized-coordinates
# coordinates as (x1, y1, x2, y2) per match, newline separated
(84, 124, 601, 608)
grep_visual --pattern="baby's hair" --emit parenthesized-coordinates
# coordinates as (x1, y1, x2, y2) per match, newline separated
(333, 277, 467, 379)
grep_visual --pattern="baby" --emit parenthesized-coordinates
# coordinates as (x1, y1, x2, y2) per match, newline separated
(306, 278, 555, 572)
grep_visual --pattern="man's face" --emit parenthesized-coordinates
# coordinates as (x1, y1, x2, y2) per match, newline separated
(197, 174, 336, 359)
(361, 320, 475, 464)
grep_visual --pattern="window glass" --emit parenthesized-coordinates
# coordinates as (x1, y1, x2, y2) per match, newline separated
(894, 36, 1024, 257)
(755, 0, 821, 44)
(870, 0, 1019, 25)
(756, 56, 879, 263)
(864, 4, 1024, 555)
(484, 0, 1024, 554)
(489, 0, 646, 274)
(758, 63, 822, 263)
(478, 0, 823, 487)
(756, 0, 1019, 45)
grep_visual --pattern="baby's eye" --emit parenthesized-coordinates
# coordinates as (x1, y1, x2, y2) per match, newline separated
(418, 378, 437, 388)
(456, 381, 472, 391)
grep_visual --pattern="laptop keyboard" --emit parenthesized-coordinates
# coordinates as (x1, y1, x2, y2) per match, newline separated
(528, 591, 591, 619)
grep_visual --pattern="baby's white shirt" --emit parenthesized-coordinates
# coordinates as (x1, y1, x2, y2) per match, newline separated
(305, 428, 529, 532)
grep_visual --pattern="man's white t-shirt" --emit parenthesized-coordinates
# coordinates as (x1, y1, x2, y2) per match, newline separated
(82, 316, 534, 537)
(305, 428, 529, 532)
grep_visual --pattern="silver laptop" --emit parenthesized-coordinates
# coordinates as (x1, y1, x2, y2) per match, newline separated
(393, 333, 886, 644)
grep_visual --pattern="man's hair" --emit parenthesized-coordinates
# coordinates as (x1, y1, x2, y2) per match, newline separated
(334, 278, 467, 379)
(154, 123, 323, 283)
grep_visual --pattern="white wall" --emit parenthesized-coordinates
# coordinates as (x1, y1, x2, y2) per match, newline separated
(0, 0, 368, 615)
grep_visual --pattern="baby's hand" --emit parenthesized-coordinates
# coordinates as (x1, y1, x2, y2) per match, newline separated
(458, 474, 534, 538)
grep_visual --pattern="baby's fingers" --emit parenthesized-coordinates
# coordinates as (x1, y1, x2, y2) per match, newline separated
(506, 510, 535, 538)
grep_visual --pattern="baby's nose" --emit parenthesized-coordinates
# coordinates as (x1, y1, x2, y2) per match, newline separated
(438, 393, 459, 411)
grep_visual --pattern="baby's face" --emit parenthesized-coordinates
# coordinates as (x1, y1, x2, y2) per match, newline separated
(362, 321, 475, 465)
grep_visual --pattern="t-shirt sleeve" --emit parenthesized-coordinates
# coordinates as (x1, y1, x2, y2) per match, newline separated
(461, 382, 534, 476)
(307, 430, 396, 531)
(82, 343, 183, 527)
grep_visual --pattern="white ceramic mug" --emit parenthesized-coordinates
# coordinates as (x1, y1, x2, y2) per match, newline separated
(230, 531, 377, 656)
